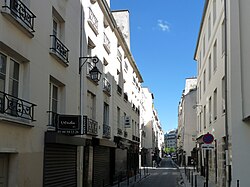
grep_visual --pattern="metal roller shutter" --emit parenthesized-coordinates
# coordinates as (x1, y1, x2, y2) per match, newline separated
(93, 146, 110, 187)
(44, 144, 77, 187)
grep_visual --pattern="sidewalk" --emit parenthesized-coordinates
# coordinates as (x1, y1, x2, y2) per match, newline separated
(178, 166, 216, 187)
(111, 168, 150, 187)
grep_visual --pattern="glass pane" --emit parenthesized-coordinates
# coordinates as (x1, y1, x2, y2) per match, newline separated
(52, 99, 57, 112)
(9, 80, 18, 97)
(9, 60, 19, 81)
(52, 85, 58, 100)
(0, 54, 6, 74)
(53, 20, 57, 36)
(0, 75, 5, 92)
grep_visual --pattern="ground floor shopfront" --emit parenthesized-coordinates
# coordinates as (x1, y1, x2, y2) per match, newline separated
(43, 132, 139, 187)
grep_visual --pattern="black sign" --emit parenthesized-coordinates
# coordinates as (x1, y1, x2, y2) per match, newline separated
(57, 115, 81, 135)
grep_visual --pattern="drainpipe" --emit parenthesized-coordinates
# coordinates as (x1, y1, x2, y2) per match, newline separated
(79, 2, 84, 187)
(223, 0, 231, 186)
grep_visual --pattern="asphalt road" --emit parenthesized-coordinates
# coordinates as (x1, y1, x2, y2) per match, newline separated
(135, 158, 182, 187)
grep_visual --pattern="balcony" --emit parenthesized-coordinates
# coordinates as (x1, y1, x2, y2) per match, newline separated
(103, 77, 111, 96)
(83, 116, 98, 136)
(132, 135, 140, 142)
(87, 7, 98, 35)
(117, 85, 122, 96)
(103, 124, 111, 139)
(0, 91, 36, 121)
(1, 0, 36, 37)
(103, 33, 110, 54)
(50, 35, 69, 66)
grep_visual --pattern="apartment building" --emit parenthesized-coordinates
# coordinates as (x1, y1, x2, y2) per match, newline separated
(0, 0, 144, 186)
(194, 1, 228, 186)
(139, 88, 164, 167)
(166, 129, 177, 150)
(177, 78, 197, 166)
(194, 0, 250, 186)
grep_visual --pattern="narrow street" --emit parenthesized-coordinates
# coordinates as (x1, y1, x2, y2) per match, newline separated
(136, 158, 182, 187)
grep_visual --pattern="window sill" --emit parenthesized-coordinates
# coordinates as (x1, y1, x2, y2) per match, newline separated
(0, 114, 34, 127)
(1, 11, 34, 38)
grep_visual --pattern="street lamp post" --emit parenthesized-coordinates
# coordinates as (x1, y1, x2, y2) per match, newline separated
(79, 56, 102, 134)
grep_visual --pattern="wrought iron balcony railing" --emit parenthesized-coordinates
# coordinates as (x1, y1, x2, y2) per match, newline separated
(50, 35, 69, 64)
(124, 131, 128, 138)
(2, 0, 36, 32)
(103, 77, 111, 95)
(83, 116, 98, 136)
(103, 32, 110, 53)
(132, 135, 140, 142)
(117, 128, 123, 135)
(0, 91, 36, 121)
(88, 7, 98, 34)
(117, 49, 122, 62)
(103, 124, 111, 138)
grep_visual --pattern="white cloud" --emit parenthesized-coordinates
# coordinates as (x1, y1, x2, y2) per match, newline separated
(157, 20, 170, 32)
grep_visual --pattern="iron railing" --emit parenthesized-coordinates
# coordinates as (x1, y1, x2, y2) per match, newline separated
(2, 0, 36, 32)
(0, 91, 36, 121)
(83, 116, 98, 136)
(124, 131, 128, 138)
(103, 77, 111, 94)
(50, 35, 69, 64)
(117, 49, 122, 62)
(117, 128, 123, 135)
(103, 124, 111, 138)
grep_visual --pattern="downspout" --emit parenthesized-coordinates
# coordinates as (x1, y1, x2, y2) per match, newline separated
(223, 0, 231, 186)
(79, 2, 84, 187)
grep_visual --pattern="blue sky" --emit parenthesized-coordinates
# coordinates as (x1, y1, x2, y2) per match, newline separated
(111, 1, 205, 133)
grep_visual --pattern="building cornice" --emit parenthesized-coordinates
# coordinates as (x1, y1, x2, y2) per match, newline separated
(194, 0, 209, 61)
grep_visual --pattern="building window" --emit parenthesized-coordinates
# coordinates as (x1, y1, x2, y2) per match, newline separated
(222, 77, 225, 113)
(209, 97, 212, 124)
(103, 102, 109, 126)
(117, 107, 121, 128)
(87, 91, 96, 120)
(208, 55, 211, 81)
(222, 20, 225, 54)
(203, 105, 206, 129)
(48, 78, 65, 126)
(0, 53, 19, 97)
(213, 0, 217, 25)
(199, 81, 201, 100)
(0, 53, 20, 117)
(199, 112, 202, 132)
(203, 70, 206, 93)
(50, 8, 69, 64)
(208, 14, 211, 40)
(213, 88, 217, 120)
(213, 40, 217, 72)
(203, 36, 206, 58)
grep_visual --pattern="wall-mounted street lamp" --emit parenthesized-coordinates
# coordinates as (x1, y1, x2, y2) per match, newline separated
(79, 56, 102, 82)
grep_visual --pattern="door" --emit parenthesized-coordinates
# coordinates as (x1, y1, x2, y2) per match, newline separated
(0, 154, 8, 187)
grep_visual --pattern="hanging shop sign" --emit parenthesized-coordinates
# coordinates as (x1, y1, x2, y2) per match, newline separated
(57, 115, 81, 135)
